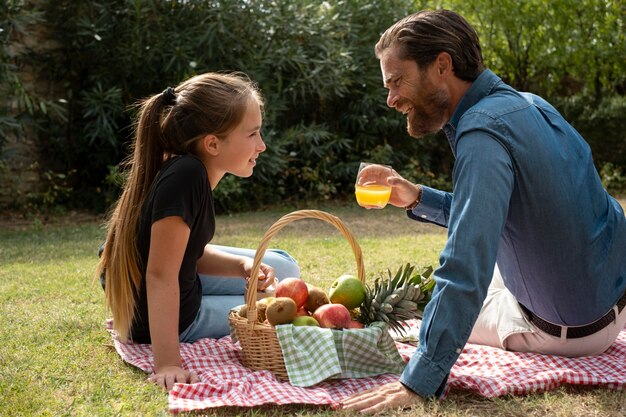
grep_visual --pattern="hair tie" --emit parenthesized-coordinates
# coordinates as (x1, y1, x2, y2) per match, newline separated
(162, 87, 177, 106)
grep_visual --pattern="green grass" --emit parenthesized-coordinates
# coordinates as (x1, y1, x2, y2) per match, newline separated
(1, 203, 624, 416)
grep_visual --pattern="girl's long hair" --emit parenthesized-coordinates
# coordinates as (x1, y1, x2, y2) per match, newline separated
(96, 72, 263, 341)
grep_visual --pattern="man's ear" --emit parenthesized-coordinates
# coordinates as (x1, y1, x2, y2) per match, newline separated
(436, 52, 452, 76)
(201, 134, 220, 156)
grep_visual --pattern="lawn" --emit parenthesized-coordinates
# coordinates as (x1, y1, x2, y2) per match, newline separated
(0, 202, 624, 416)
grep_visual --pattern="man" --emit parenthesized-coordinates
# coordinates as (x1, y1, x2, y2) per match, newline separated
(343, 9, 626, 414)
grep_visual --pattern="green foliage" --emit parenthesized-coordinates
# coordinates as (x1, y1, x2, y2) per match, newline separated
(31, 167, 76, 212)
(1, 161, 76, 215)
(0, 1, 69, 145)
(99, 164, 127, 209)
(80, 84, 124, 147)
(443, 0, 625, 98)
(1, 0, 624, 212)
(555, 93, 626, 191)
(600, 163, 626, 194)
(29, 0, 422, 212)
(0, 2, 37, 146)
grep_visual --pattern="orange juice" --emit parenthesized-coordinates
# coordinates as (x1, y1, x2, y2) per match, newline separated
(355, 184, 392, 208)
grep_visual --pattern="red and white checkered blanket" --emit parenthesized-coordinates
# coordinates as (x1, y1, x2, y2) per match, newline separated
(107, 321, 626, 414)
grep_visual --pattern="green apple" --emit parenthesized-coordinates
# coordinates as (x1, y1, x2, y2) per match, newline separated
(329, 274, 366, 310)
(292, 316, 320, 326)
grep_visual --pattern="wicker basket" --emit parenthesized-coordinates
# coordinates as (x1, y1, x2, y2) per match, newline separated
(228, 209, 366, 381)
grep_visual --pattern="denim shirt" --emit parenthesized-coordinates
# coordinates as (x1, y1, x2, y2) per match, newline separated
(400, 69, 626, 397)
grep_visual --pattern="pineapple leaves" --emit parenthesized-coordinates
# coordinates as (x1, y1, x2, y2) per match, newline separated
(358, 262, 435, 336)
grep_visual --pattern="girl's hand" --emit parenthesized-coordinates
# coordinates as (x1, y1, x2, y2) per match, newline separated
(257, 263, 277, 291)
(148, 365, 200, 391)
(242, 258, 276, 291)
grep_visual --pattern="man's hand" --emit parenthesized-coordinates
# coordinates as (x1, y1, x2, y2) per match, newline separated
(148, 365, 200, 391)
(341, 381, 424, 414)
(386, 171, 421, 209)
(356, 164, 421, 209)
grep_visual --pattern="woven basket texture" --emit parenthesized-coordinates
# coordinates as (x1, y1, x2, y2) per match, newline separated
(228, 209, 365, 381)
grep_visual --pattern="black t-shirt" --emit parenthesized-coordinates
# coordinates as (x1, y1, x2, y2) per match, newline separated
(130, 154, 215, 343)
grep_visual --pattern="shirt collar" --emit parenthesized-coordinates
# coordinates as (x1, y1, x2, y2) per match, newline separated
(443, 69, 502, 153)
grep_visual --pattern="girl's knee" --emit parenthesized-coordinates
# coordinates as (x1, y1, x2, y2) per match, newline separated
(265, 249, 300, 280)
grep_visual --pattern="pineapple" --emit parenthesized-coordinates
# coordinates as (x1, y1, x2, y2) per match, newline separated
(358, 263, 434, 335)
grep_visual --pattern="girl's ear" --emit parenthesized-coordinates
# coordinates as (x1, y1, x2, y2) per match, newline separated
(201, 134, 220, 156)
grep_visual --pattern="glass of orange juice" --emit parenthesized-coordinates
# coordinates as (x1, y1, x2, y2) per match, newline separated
(355, 163, 392, 209)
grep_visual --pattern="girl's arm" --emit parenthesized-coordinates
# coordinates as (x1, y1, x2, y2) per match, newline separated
(146, 216, 199, 390)
(197, 245, 276, 291)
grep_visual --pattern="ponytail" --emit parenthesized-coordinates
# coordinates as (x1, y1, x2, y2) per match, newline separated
(96, 92, 171, 342)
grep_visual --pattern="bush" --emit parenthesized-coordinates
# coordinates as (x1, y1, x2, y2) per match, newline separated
(25, 0, 429, 212)
(2, 0, 623, 213)
(599, 163, 626, 195)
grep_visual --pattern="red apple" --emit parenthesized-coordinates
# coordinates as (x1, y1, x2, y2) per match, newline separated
(295, 307, 309, 317)
(347, 319, 365, 329)
(275, 277, 309, 308)
(312, 303, 352, 329)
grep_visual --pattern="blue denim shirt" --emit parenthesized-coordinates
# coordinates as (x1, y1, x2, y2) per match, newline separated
(400, 69, 626, 397)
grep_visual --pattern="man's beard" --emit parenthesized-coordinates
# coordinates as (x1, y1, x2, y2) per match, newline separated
(406, 88, 450, 138)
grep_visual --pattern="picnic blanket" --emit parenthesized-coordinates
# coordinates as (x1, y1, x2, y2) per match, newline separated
(107, 320, 626, 414)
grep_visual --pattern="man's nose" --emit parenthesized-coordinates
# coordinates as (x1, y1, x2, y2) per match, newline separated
(386, 89, 399, 108)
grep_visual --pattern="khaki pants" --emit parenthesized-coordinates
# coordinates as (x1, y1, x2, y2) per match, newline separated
(468, 265, 626, 357)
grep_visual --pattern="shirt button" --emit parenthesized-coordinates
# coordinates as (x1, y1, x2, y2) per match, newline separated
(421, 215, 428, 219)
(455, 348, 462, 354)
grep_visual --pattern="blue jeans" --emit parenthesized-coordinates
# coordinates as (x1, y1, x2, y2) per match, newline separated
(178, 244, 300, 342)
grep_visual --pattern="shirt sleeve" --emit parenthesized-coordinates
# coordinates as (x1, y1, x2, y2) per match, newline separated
(151, 158, 206, 228)
(407, 186, 452, 227)
(400, 131, 514, 397)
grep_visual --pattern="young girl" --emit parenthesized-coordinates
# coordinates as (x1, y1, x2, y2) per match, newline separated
(96, 72, 300, 390)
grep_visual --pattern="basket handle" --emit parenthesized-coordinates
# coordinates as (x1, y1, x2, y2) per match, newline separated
(245, 209, 365, 323)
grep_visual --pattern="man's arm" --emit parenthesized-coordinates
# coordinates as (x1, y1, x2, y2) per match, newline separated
(401, 132, 514, 396)
(343, 132, 514, 412)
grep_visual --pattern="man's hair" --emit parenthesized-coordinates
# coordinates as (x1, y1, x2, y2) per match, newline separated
(375, 9, 484, 81)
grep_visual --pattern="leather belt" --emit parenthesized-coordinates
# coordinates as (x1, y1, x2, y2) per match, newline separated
(520, 290, 626, 339)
